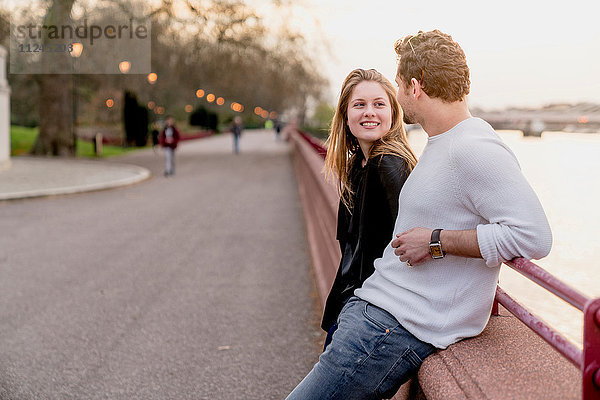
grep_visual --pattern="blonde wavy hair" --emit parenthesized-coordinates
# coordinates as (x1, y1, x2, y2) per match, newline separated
(324, 68, 417, 211)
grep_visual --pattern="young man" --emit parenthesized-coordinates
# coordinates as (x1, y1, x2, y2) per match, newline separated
(286, 30, 552, 400)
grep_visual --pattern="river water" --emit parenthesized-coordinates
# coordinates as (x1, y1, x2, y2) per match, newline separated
(406, 127, 600, 347)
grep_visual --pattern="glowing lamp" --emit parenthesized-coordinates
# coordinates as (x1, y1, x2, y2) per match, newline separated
(119, 61, 131, 74)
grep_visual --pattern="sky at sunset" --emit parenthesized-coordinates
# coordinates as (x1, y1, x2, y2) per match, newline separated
(294, 0, 600, 110)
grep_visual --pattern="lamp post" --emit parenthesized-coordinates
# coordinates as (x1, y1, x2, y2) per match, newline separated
(145, 73, 158, 139)
(70, 43, 83, 153)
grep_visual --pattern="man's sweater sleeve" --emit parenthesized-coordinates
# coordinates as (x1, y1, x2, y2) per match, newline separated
(451, 134, 553, 267)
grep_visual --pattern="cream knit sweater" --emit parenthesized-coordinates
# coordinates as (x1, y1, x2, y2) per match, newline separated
(355, 117, 552, 349)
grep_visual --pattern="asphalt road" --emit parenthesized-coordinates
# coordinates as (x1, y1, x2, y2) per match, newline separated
(0, 131, 322, 399)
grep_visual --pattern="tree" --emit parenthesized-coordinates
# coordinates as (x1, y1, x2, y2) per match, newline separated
(312, 102, 335, 129)
(5, 0, 328, 156)
(29, 0, 77, 156)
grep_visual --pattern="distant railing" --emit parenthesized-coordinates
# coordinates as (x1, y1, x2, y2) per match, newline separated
(76, 129, 213, 147)
(295, 130, 327, 159)
(291, 128, 600, 400)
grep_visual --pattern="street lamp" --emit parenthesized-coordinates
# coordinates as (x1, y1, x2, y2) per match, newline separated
(71, 42, 83, 58)
(69, 42, 83, 152)
(147, 72, 157, 84)
(119, 61, 131, 74)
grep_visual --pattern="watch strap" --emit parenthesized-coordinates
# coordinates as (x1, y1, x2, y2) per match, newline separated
(431, 228, 443, 244)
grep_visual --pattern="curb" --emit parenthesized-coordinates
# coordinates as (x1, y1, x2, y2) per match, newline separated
(0, 158, 151, 201)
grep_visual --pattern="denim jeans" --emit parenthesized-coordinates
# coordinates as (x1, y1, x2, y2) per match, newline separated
(287, 297, 435, 400)
(233, 135, 240, 154)
(323, 322, 338, 352)
(164, 147, 175, 175)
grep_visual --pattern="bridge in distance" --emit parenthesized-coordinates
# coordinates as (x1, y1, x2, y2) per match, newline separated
(472, 102, 600, 136)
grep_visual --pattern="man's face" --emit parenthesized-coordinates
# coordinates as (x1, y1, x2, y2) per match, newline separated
(395, 75, 417, 125)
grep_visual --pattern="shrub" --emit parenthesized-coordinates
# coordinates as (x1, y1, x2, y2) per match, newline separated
(123, 91, 149, 147)
(190, 105, 219, 131)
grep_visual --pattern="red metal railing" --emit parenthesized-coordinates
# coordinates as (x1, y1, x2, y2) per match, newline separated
(296, 130, 327, 159)
(494, 259, 600, 399)
(296, 129, 600, 400)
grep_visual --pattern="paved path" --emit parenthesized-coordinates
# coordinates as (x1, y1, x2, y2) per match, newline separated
(0, 130, 322, 399)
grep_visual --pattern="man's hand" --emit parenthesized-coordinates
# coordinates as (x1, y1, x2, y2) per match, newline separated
(392, 228, 482, 266)
(391, 227, 432, 266)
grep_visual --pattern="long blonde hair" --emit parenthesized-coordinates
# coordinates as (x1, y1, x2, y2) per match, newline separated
(324, 68, 417, 211)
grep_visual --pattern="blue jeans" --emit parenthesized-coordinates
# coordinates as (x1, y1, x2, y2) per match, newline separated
(164, 147, 175, 175)
(323, 322, 338, 352)
(287, 297, 435, 400)
(233, 135, 240, 154)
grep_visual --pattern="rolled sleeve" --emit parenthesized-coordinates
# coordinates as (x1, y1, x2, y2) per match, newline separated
(453, 134, 553, 267)
(477, 223, 502, 267)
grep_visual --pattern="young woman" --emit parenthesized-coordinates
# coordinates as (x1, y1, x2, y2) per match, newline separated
(321, 69, 417, 349)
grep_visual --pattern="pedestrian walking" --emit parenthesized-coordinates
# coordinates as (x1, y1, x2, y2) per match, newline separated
(158, 116, 181, 176)
(231, 116, 243, 154)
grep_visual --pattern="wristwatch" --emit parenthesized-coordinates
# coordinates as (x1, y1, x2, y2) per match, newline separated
(429, 229, 445, 259)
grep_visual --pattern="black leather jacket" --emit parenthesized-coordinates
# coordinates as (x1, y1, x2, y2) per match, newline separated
(321, 153, 410, 331)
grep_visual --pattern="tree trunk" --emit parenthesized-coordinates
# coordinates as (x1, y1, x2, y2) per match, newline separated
(31, 74, 74, 156)
(30, 0, 76, 156)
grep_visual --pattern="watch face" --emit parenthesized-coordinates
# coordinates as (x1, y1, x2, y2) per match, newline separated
(429, 243, 444, 259)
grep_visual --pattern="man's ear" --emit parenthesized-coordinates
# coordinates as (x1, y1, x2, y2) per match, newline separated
(410, 78, 422, 98)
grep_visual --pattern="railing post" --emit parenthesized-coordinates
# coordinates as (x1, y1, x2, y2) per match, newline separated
(491, 297, 499, 316)
(492, 280, 500, 316)
(583, 297, 600, 399)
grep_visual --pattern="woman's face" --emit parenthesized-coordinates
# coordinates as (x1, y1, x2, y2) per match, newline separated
(346, 81, 392, 155)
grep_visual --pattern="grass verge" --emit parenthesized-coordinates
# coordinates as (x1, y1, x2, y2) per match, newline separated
(10, 125, 139, 158)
